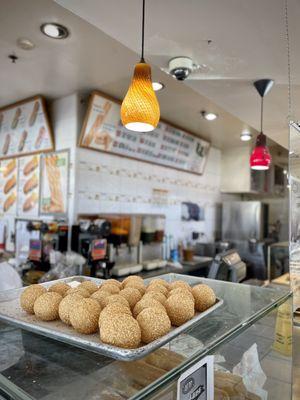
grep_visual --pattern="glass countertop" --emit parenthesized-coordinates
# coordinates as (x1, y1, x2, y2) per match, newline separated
(0, 278, 291, 400)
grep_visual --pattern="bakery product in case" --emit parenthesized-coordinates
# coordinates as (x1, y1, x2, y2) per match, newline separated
(70, 298, 101, 334)
(137, 307, 171, 344)
(192, 284, 216, 312)
(34, 292, 63, 321)
(100, 313, 141, 348)
(20, 284, 47, 314)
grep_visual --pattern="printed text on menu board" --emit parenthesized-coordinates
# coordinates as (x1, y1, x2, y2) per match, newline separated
(80, 92, 210, 175)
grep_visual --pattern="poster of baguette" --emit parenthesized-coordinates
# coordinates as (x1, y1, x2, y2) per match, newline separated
(40, 150, 69, 216)
(0, 158, 18, 215)
(17, 155, 40, 217)
(79, 91, 210, 175)
(0, 95, 54, 160)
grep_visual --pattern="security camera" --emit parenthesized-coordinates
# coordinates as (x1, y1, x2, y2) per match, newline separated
(168, 57, 194, 81)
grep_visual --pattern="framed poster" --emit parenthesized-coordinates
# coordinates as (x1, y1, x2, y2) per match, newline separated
(0, 158, 18, 215)
(40, 150, 69, 216)
(17, 155, 40, 217)
(79, 91, 210, 175)
(0, 95, 54, 160)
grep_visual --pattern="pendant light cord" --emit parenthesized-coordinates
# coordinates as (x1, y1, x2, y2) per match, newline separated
(260, 96, 264, 133)
(141, 0, 145, 62)
(284, 0, 292, 119)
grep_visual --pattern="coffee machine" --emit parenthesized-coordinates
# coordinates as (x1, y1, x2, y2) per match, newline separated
(71, 219, 115, 278)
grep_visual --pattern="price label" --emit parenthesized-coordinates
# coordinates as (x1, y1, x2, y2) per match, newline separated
(177, 356, 214, 400)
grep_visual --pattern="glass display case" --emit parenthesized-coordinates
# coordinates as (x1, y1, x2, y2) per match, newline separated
(0, 279, 292, 400)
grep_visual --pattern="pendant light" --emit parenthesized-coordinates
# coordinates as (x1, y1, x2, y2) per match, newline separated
(121, 0, 160, 132)
(250, 79, 274, 170)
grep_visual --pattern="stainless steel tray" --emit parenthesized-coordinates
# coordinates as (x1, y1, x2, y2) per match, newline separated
(0, 273, 223, 361)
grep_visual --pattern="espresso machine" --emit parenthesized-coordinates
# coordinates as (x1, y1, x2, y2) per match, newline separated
(71, 219, 115, 278)
(22, 220, 69, 282)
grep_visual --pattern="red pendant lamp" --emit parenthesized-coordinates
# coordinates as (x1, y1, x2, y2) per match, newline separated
(250, 79, 274, 170)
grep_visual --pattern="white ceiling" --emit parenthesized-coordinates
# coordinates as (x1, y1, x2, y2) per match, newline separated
(56, 0, 300, 150)
(0, 0, 294, 151)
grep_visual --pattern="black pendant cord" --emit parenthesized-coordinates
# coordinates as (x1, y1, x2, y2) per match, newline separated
(260, 96, 264, 133)
(140, 0, 145, 63)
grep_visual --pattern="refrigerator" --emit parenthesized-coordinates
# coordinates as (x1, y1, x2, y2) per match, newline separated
(222, 201, 269, 279)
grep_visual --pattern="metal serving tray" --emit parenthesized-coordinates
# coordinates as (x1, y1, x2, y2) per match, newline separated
(0, 274, 223, 361)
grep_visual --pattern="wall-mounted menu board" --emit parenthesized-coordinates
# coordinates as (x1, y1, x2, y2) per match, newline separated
(17, 155, 40, 217)
(79, 91, 210, 175)
(0, 95, 54, 160)
(0, 158, 18, 215)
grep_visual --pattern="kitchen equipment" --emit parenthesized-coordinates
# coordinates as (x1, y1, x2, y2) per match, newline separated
(0, 274, 223, 361)
(208, 249, 247, 283)
(222, 201, 270, 279)
(141, 216, 156, 244)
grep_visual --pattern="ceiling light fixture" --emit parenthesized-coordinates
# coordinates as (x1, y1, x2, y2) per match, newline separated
(152, 82, 165, 91)
(40, 23, 69, 39)
(201, 111, 218, 121)
(121, 0, 160, 132)
(240, 130, 252, 141)
(250, 79, 274, 171)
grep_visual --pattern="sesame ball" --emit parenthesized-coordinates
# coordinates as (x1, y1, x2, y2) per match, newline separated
(123, 280, 146, 295)
(78, 281, 99, 294)
(119, 287, 142, 309)
(20, 284, 47, 314)
(70, 298, 101, 334)
(169, 280, 192, 292)
(143, 291, 167, 305)
(137, 307, 171, 344)
(48, 282, 70, 297)
(99, 283, 120, 295)
(165, 294, 195, 326)
(168, 287, 195, 303)
(100, 314, 141, 348)
(59, 294, 83, 325)
(99, 302, 131, 327)
(146, 283, 168, 297)
(192, 284, 216, 312)
(103, 279, 122, 289)
(66, 287, 90, 298)
(103, 294, 130, 308)
(34, 292, 63, 321)
(133, 298, 166, 318)
(122, 275, 144, 287)
(91, 290, 112, 308)
(148, 278, 169, 290)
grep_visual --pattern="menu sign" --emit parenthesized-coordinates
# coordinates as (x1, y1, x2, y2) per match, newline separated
(17, 155, 40, 217)
(79, 91, 210, 175)
(40, 150, 69, 216)
(0, 95, 54, 160)
(0, 158, 18, 215)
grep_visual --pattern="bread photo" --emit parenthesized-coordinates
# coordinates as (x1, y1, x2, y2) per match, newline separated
(4, 192, 16, 212)
(11, 107, 21, 129)
(29, 101, 40, 127)
(23, 192, 38, 213)
(2, 133, 10, 155)
(18, 130, 28, 152)
(23, 174, 38, 194)
(4, 175, 16, 194)
(35, 126, 46, 149)
(23, 156, 38, 176)
(3, 159, 16, 177)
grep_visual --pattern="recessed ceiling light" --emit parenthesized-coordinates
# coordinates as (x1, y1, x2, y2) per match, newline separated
(152, 82, 165, 91)
(240, 130, 252, 141)
(201, 111, 218, 121)
(40, 23, 69, 39)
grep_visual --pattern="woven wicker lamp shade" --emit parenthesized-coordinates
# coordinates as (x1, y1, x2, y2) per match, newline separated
(121, 62, 160, 132)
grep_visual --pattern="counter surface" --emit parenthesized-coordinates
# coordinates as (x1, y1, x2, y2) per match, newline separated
(0, 278, 291, 400)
